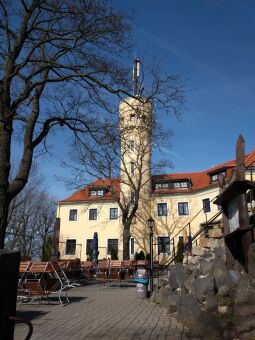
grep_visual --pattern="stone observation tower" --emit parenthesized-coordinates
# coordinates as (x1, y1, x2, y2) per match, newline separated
(119, 59, 153, 236)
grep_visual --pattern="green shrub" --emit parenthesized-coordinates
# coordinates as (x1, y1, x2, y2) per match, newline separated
(145, 253, 151, 261)
(110, 248, 118, 260)
(175, 239, 184, 263)
(134, 250, 145, 261)
(86, 245, 93, 261)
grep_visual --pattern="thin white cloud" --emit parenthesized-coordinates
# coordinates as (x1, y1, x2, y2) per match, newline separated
(160, 146, 186, 160)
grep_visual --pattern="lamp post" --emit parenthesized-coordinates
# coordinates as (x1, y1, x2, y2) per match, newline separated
(148, 216, 154, 296)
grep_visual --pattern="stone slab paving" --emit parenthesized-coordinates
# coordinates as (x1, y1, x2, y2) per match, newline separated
(14, 283, 188, 340)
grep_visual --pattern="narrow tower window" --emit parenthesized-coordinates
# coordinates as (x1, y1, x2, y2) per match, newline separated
(130, 114, 135, 122)
(130, 161, 135, 175)
(130, 140, 135, 151)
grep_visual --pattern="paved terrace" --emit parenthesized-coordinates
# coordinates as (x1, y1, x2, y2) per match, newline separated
(14, 283, 189, 340)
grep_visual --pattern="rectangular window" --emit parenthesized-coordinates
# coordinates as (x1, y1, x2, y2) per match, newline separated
(178, 202, 189, 215)
(107, 239, 118, 255)
(65, 239, 76, 255)
(86, 239, 93, 255)
(131, 191, 135, 204)
(202, 198, 211, 213)
(130, 114, 135, 122)
(157, 203, 167, 216)
(69, 209, 78, 221)
(158, 237, 170, 254)
(130, 140, 135, 151)
(211, 174, 218, 181)
(130, 237, 135, 255)
(90, 190, 104, 196)
(130, 161, 135, 175)
(155, 183, 169, 189)
(89, 208, 97, 220)
(110, 208, 118, 220)
(173, 181, 188, 188)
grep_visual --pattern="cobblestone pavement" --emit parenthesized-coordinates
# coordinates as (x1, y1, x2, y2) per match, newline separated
(14, 283, 188, 340)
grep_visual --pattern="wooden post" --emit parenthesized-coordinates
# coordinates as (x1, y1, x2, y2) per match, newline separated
(0, 250, 20, 340)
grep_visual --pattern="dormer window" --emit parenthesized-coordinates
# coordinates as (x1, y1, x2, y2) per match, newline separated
(211, 174, 218, 181)
(90, 189, 104, 196)
(155, 182, 169, 189)
(173, 181, 188, 189)
(210, 171, 225, 182)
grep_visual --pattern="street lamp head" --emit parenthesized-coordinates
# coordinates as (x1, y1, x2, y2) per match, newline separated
(147, 216, 154, 233)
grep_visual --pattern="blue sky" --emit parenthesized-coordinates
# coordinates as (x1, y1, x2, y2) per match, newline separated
(14, 1, 255, 200)
(122, 1, 255, 170)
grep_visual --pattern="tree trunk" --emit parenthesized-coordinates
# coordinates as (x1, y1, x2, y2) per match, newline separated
(0, 198, 10, 249)
(123, 226, 130, 260)
(0, 113, 12, 249)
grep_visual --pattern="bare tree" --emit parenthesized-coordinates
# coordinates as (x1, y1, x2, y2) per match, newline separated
(0, 0, 183, 248)
(5, 171, 55, 259)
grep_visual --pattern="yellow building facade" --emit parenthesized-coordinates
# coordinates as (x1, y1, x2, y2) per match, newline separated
(57, 97, 255, 261)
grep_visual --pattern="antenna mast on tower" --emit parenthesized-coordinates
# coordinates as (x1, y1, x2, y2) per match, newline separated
(133, 58, 140, 96)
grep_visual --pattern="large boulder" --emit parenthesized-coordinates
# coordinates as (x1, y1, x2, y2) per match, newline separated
(228, 269, 240, 287)
(168, 263, 187, 290)
(235, 272, 255, 305)
(208, 228, 223, 238)
(199, 259, 213, 276)
(213, 258, 232, 295)
(192, 275, 215, 302)
(158, 286, 172, 307)
(167, 292, 179, 314)
(184, 269, 198, 293)
(176, 294, 221, 339)
(192, 247, 206, 256)
(214, 246, 225, 259)
(248, 243, 255, 273)
(204, 296, 218, 311)
(159, 276, 169, 287)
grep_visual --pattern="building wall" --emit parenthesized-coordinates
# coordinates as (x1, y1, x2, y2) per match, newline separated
(129, 185, 221, 260)
(58, 201, 122, 261)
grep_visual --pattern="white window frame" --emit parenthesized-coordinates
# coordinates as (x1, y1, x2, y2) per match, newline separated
(109, 207, 118, 220)
(173, 181, 188, 189)
(65, 239, 77, 256)
(202, 198, 211, 213)
(89, 208, 98, 220)
(90, 189, 104, 196)
(177, 201, 189, 216)
(157, 202, 168, 216)
(107, 239, 119, 255)
(85, 238, 93, 255)
(68, 209, 78, 222)
(130, 237, 135, 257)
(157, 236, 171, 255)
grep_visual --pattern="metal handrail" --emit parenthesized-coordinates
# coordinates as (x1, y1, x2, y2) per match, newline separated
(154, 158, 255, 279)
(157, 210, 222, 275)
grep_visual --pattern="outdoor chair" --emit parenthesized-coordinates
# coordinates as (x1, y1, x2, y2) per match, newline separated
(19, 262, 55, 304)
(96, 261, 109, 285)
(51, 260, 81, 302)
(20, 261, 72, 305)
(18, 261, 33, 289)
(80, 261, 95, 281)
(64, 260, 82, 282)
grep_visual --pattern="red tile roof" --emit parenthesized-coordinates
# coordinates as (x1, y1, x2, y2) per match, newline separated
(60, 178, 120, 203)
(59, 149, 255, 202)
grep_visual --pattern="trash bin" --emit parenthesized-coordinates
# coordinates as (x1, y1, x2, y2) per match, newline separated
(136, 268, 149, 299)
